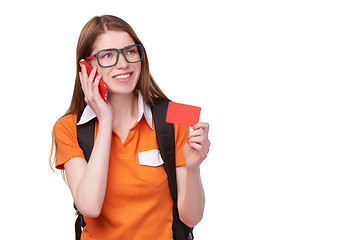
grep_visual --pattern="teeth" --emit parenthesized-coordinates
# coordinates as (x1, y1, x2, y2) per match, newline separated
(114, 73, 130, 79)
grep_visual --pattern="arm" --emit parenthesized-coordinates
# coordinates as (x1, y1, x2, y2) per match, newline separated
(64, 64, 113, 218)
(177, 122, 210, 227)
(65, 119, 112, 218)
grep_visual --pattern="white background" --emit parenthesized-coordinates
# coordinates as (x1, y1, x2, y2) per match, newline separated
(1, 0, 360, 239)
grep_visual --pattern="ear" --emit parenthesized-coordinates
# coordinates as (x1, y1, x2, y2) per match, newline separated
(79, 59, 85, 66)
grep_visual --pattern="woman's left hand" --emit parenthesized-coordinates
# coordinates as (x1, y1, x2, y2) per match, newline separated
(183, 122, 211, 171)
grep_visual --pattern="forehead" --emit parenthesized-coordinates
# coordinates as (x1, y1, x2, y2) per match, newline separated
(92, 30, 135, 52)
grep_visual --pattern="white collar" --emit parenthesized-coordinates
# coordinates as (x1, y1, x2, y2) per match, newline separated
(76, 90, 153, 130)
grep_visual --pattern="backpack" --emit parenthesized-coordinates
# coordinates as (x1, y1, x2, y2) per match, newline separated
(75, 100, 194, 240)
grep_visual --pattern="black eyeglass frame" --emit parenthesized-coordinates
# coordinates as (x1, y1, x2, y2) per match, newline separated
(85, 44, 144, 67)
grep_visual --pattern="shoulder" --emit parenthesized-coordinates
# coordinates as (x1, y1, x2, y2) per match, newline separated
(54, 113, 79, 138)
(56, 113, 78, 124)
(55, 113, 78, 129)
(53, 113, 85, 170)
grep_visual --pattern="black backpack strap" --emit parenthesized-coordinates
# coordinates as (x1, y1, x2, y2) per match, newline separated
(151, 100, 193, 240)
(151, 100, 177, 201)
(74, 107, 95, 240)
(76, 107, 96, 163)
(74, 211, 84, 240)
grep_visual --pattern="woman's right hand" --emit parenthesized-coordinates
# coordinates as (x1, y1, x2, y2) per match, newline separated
(79, 62, 113, 123)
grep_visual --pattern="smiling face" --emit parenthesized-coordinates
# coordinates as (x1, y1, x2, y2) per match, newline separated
(90, 30, 142, 97)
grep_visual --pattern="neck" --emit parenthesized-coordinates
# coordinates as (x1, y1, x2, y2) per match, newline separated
(108, 91, 138, 121)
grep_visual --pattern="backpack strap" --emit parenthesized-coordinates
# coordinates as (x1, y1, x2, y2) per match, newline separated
(76, 107, 95, 162)
(151, 100, 177, 201)
(151, 100, 193, 240)
(74, 107, 94, 240)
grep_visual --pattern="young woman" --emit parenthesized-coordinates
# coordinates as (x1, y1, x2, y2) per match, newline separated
(50, 15, 210, 240)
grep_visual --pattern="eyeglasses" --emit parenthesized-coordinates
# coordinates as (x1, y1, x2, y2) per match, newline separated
(85, 44, 144, 67)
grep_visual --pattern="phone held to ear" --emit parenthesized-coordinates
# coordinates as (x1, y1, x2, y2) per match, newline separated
(82, 60, 108, 102)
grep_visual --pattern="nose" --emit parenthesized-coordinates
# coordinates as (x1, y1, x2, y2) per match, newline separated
(115, 51, 129, 69)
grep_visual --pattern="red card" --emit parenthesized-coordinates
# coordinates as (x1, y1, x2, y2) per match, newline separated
(166, 102, 201, 127)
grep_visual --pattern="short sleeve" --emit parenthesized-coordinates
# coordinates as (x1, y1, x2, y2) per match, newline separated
(54, 114, 85, 170)
(174, 124, 190, 167)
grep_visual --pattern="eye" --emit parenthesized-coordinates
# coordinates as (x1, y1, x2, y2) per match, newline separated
(103, 52, 113, 58)
(124, 46, 138, 55)
(125, 50, 135, 55)
(99, 50, 116, 59)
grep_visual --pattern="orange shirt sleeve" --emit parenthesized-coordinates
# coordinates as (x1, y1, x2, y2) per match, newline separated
(174, 124, 190, 167)
(53, 114, 85, 170)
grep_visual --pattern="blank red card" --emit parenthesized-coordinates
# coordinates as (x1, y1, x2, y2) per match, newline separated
(166, 102, 201, 127)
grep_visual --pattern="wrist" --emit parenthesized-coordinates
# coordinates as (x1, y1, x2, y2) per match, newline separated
(98, 116, 113, 129)
(186, 165, 201, 175)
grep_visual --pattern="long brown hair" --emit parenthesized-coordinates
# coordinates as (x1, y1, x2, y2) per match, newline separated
(50, 15, 168, 173)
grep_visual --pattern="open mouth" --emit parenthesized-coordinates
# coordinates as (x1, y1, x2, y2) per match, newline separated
(113, 72, 132, 79)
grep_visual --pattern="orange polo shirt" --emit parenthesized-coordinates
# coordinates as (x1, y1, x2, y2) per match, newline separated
(54, 93, 189, 240)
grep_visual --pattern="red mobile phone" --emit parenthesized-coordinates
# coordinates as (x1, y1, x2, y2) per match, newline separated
(82, 60, 108, 102)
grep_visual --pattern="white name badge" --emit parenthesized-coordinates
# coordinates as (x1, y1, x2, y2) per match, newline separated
(138, 149, 164, 167)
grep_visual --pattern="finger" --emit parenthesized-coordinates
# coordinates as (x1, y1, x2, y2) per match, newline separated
(80, 62, 88, 80)
(79, 63, 91, 94)
(87, 66, 97, 95)
(192, 122, 210, 133)
(93, 72, 101, 85)
(188, 127, 207, 139)
(187, 141, 203, 152)
(188, 135, 211, 151)
(187, 135, 204, 144)
(88, 65, 97, 82)
(92, 74, 103, 99)
(187, 142, 209, 158)
(192, 122, 209, 129)
(79, 71, 87, 95)
(188, 127, 210, 144)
